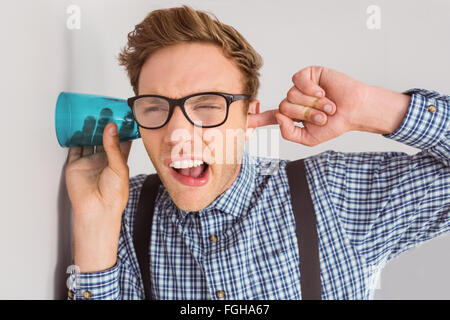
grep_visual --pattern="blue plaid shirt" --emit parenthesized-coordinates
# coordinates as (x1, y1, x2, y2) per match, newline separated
(68, 88, 449, 300)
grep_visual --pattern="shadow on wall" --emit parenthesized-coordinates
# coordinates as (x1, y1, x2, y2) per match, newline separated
(54, 162, 73, 300)
(53, 4, 76, 300)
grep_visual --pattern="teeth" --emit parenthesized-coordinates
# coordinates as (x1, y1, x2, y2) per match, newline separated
(169, 159, 204, 169)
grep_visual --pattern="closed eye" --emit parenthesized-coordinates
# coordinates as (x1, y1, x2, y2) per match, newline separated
(145, 106, 167, 112)
(193, 105, 222, 110)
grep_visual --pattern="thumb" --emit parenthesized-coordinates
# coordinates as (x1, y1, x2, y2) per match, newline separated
(275, 112, 307, 145)
(103, 122, 129, 177)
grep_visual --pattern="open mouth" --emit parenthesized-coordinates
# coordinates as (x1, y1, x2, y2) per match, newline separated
(167, 159, 211, 187)
(172, 163, 209, 178)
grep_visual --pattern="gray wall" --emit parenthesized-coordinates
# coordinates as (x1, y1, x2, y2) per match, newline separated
(0, 0, 448, 299)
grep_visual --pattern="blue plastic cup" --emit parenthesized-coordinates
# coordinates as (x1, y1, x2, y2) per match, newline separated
(55, 92, 141, 147)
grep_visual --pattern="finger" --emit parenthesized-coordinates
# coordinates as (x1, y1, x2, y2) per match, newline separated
(118, 111, 136, 138)
(95, 145, 105, 153)
(81, 116, 96, 146)
(119, 141, 133, 162)
(287, 86, 335, 115)
(67, 146, 82, 165)
(68, 130, 83, 147)
(292, 66, 326, 98)
(247, 109, 278, 128)
(103, 122, 129, 178)
(279, 99, 327, 126)
(275, 112, 316, 146)
(92, 108, 113, 146)
(115, 111, 135, 162)
(82, 146, 95, 157)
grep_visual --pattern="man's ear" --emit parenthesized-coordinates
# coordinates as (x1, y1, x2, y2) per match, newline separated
(245, 99, 260, 140)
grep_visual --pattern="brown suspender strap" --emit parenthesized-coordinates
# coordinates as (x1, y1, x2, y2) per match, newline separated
(134, 158, 321, 300)
(286, 158, 322, 300)
(133, 173, 160, 300)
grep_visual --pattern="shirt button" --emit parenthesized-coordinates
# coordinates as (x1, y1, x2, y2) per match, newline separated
(209, 234, 218, 242)
(427, 104, 437, 113)
(216, 290, 225, 298)
(67, 290, 74, 300)
(82, 290, 92, 299)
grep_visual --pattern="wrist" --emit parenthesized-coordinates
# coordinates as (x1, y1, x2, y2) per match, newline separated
(73, 236, 118, 272)
(73, 255, 118, 273)
(355, 84, 411, 135)
(72, 218, 121, 273)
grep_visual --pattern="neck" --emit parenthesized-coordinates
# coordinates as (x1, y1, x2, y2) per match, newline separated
(219, 162, 242, 195)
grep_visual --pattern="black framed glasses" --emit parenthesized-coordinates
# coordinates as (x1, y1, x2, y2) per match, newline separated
(127, 91, 249, 129)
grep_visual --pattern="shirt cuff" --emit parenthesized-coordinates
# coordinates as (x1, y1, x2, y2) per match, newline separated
(67, 259, 121, 300)
(382, 88, 449, 150)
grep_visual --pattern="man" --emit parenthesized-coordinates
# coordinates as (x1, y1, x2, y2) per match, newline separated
(64, 5, 449, 300)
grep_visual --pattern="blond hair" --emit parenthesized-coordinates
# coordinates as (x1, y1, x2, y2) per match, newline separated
(118, 5, 263, 109)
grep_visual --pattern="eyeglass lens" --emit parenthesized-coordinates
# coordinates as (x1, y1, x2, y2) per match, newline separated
(133, 94, 227, 128)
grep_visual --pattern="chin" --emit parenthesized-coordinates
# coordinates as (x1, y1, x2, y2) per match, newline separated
(155, 159, 216, 212)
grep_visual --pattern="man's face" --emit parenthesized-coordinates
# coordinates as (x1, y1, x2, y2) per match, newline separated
(137, 42, 259, 212)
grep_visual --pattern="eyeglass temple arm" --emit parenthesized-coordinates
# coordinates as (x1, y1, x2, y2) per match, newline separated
(232, 94, 249, 102)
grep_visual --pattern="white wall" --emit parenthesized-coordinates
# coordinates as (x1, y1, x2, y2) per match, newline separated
(0, 0, 448, 299)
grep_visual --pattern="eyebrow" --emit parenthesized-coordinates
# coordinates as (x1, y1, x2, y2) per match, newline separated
(189, 94, 218, 102)
(142, 92, 222, 102)
(145, 97, 165, 103)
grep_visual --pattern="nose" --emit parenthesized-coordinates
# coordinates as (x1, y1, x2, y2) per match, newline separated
(164, 105, 195, 147)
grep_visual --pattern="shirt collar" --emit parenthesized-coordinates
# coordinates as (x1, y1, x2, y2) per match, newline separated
(200, 150, 256, 217)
